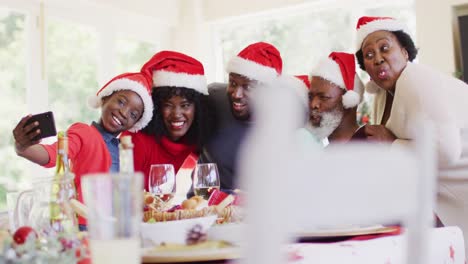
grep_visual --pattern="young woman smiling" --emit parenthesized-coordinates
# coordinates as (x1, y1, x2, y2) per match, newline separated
(122, 51, 214, 191)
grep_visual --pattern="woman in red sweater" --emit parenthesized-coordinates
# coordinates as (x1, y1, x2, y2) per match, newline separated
(123, 51, 214, 190)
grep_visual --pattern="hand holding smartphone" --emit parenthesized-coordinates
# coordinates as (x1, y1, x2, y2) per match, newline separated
(23, 111, 57, 141)
(13, 111, 57, 152)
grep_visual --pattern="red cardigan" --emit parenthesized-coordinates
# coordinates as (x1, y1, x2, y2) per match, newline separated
(121, 131, 197, 191)
(41, 123, 111, 225)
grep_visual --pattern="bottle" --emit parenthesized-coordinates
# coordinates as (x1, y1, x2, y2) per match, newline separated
(49, 131, 78, 233)
(119, 135, 134, 174)
(117, 135, 134, 237)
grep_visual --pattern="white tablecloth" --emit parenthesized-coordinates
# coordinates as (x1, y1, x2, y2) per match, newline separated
(286, 227, 465, 264)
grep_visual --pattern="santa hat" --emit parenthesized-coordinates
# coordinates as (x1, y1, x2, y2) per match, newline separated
(226, 42, 282, 83)
(355, 16, 410, 51)
(141, 50, 208, 95)
(279, 74, 309, 107)
(311, 52, 364, 109)
(294, 75, 311, 90)
(88, 72, 154, 132)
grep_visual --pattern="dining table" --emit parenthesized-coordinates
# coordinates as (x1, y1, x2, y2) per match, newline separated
(1, 211, 465, 263)
(141, 226, 465, 264)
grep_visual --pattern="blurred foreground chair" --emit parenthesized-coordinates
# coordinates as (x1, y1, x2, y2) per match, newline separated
(293, 142, 436, 264)
(237, 77, 456, 263)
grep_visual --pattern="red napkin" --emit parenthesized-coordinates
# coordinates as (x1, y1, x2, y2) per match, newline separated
(208, 189, 230, 206)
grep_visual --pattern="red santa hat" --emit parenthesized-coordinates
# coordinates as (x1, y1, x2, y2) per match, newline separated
(88, 72, 154, 132)
(294, 75, 311, 90)
(141, 50, 208, 95)
(311, 52, 364, 109)
(278, 74, 309, 107)
(226, 42, 282, 83)
(355, 16, 409, 51)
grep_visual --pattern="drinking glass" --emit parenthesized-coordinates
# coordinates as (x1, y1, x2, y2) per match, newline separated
(148, 164, 176, 210)
(193, 163, 220, 200)
(82, 172, 143, 264)
(6, 191, 22, 231)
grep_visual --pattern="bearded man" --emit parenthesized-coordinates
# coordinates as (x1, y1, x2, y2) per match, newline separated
(307, 52, 364, 144)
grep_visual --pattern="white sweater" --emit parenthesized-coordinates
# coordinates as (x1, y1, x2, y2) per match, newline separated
(371, 62, 468, 179)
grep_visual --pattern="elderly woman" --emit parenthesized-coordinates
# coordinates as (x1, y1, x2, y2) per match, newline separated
(122, 51, 214, 192)
(355, 15, 468, 245)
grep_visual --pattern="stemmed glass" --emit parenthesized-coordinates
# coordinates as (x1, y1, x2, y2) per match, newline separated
(148, 164, 176, 210)
(193, 163, 220, 200)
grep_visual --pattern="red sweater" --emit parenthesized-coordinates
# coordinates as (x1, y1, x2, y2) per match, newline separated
(122, 131, 197, 191)
(41, 123, 112, 225)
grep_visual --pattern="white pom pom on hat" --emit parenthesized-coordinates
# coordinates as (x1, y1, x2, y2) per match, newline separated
(311, 52, 364, 109)
(342, 90, 361, 108)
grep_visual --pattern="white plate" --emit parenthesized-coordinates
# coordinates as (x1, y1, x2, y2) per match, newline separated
(207, 223, 245, 245)
(141, 215, 217, 247)
(141, 244, 240, 263)
(297, 225, 399, 238)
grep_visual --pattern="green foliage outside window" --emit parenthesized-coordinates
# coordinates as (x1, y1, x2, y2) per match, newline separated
(116, 38, 158, 73)
(0, 10, 27, 210)
(47, 19, 100, 131)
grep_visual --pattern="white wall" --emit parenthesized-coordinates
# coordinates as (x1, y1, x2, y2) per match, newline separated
(202, 0, 308, 21)
(415, 0, 468, 75)
(89, 0, 180, 24)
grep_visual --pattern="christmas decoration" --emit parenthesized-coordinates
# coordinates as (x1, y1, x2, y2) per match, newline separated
(186, 224, 207, 245)
(0, 231, 89, 264)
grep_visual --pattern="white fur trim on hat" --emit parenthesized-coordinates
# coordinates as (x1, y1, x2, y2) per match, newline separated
(226, 56, 279, 83)
(365, 80, 382, 94)
(312, 57, 345, 89)
(88, 78, 154, 132)
(281, 75, 308, 107)
(356, 19, 409, 51)
(153, 70, 208, 95)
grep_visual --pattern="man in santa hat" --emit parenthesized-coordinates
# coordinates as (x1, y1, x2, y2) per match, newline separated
(198, 42, 283, 191)
(307, 52, 365, 144)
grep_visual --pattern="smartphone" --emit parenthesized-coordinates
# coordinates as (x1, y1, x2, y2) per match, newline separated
(23, 111, 57, 141)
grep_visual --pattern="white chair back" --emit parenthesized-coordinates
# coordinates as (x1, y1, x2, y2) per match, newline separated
(293, 142, 434, 264)
(237, 75, 437, 264)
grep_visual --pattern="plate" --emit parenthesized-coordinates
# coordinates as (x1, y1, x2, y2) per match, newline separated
(141, 241, 240, 263)
(141, 215, 217, 247)
(297, 225, 399, 238)
(207, 223, 245, 245)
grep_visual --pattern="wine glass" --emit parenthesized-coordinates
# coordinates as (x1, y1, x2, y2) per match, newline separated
(149, 164, 176, 210)
(193, 163, 220, 200)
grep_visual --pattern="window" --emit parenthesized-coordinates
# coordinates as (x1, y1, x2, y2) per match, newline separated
(216, 2, 415, 78)
(116, 37, 158, 73)
(0, 1, 164, 212)
(0, 8, 27, 209)
(217, 8, 353, 78)
(47, 18, 100, 130)
(214, 1, 415, 124)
